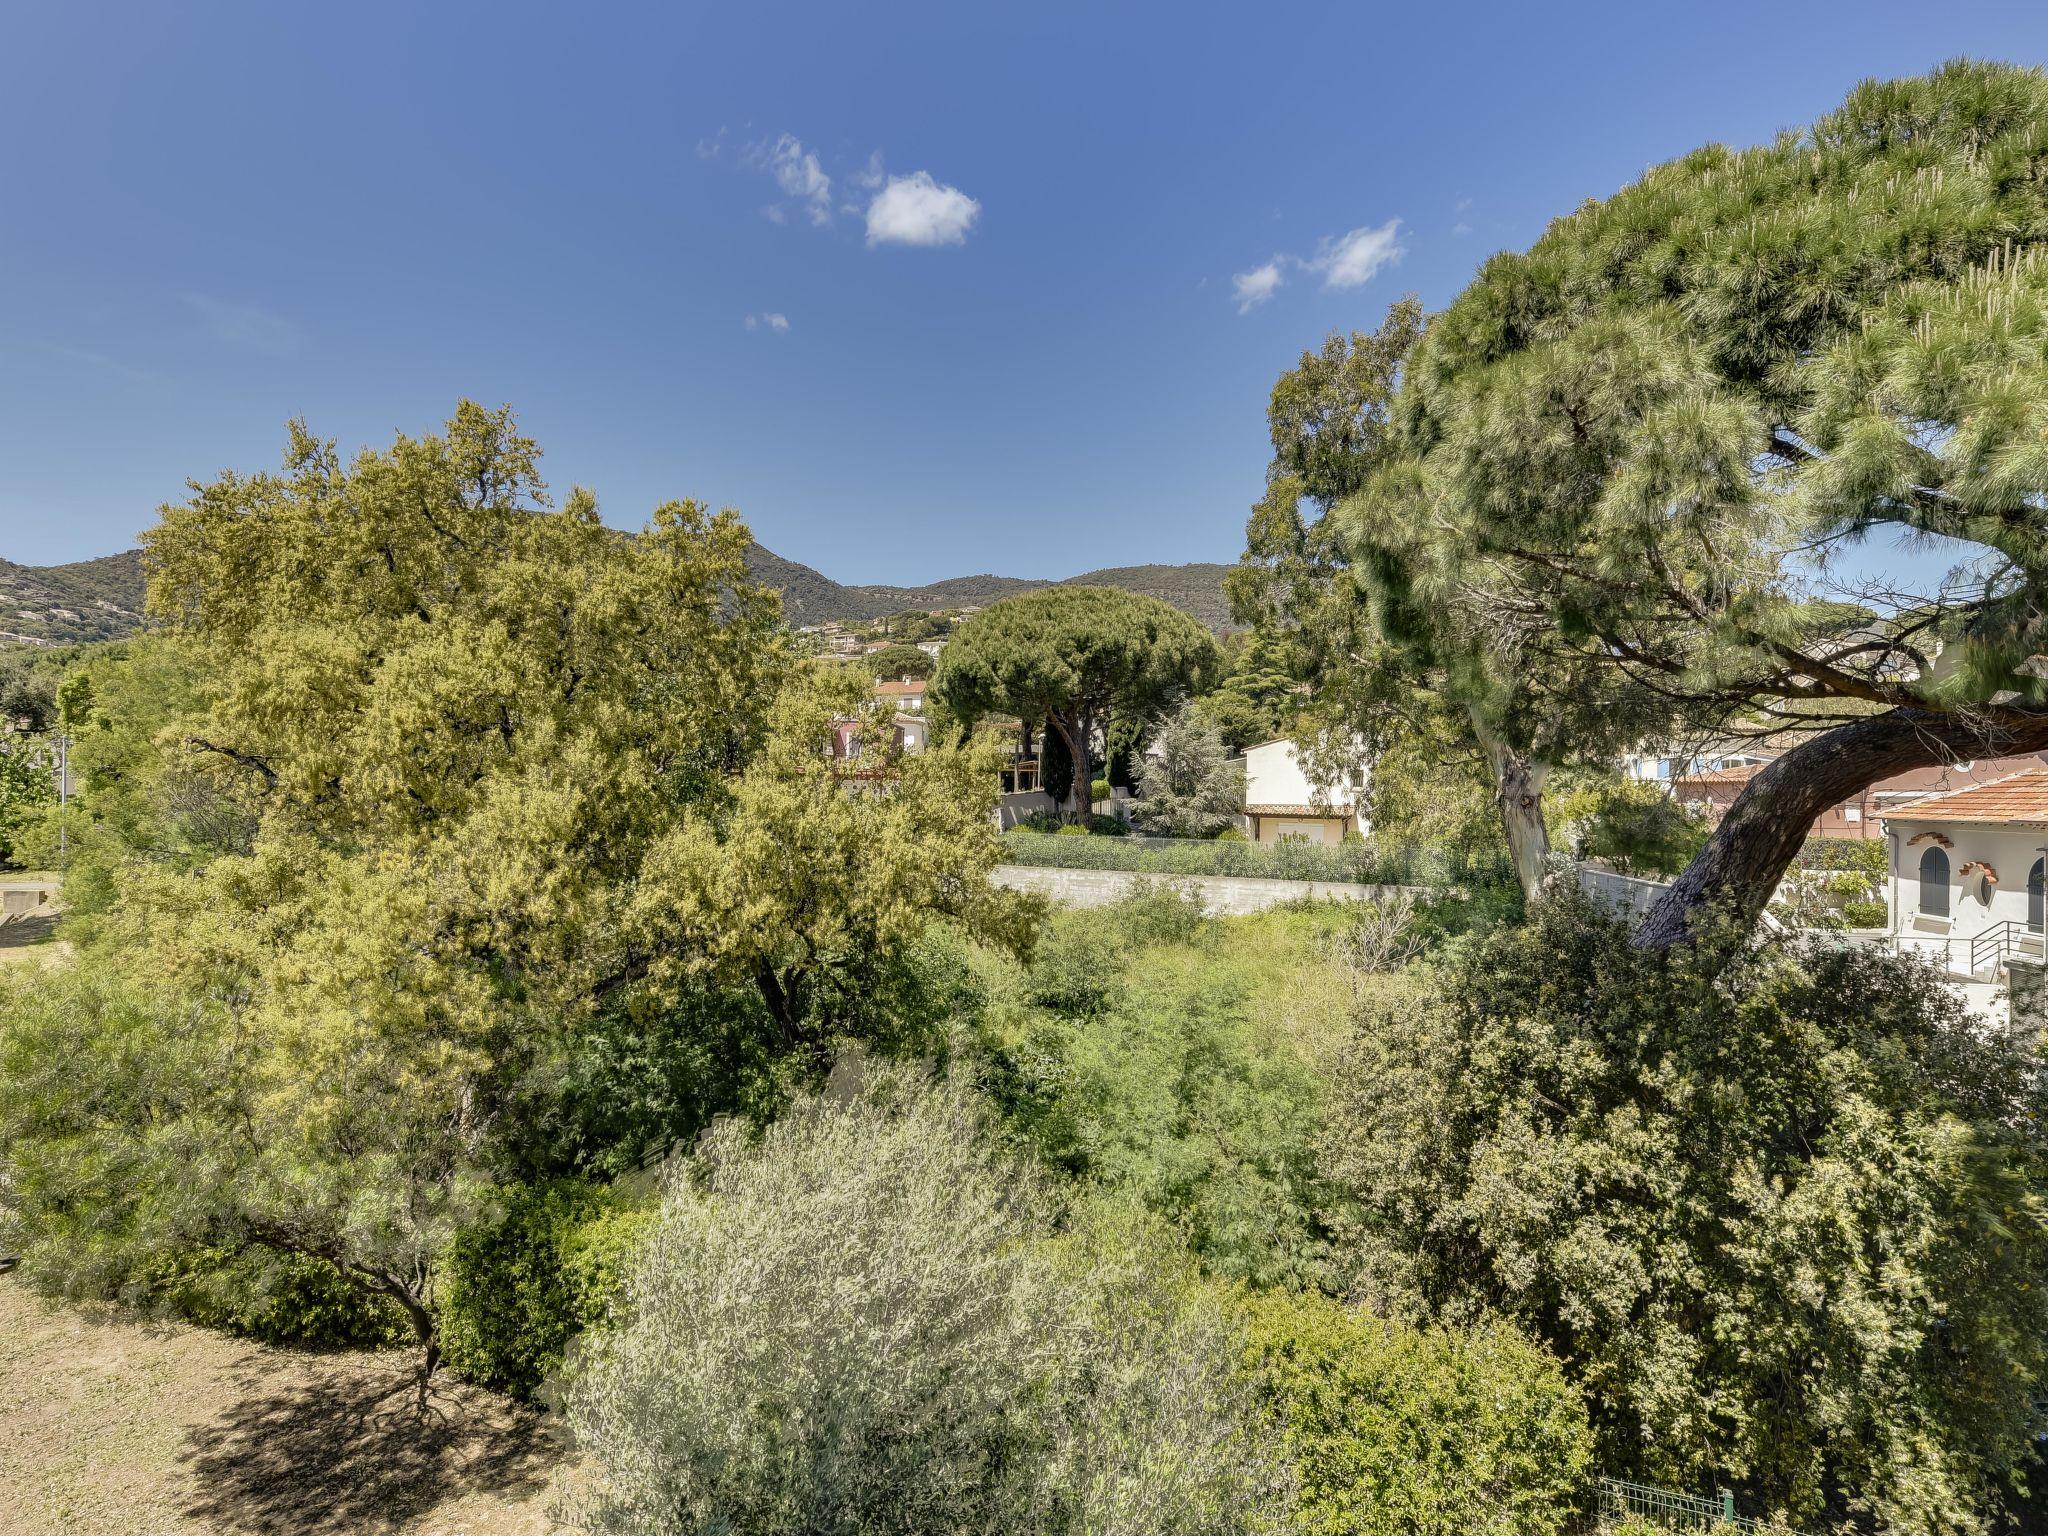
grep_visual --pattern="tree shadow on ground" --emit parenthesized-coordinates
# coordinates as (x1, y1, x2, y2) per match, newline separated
(178, 1356, 562, 1534)
(0, 913, 59, 949)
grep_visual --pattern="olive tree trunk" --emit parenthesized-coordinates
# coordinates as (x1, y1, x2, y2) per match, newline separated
(1633, 707, 2048, 950)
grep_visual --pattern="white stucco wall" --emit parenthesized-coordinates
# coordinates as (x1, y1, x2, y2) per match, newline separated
(1243, 740, 1367, 841)
(1886, 819, 2048, 976)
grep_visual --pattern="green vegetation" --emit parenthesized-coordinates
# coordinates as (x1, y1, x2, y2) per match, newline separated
(0, 551, 146, 645)
(1324, 889, 2048, 1530)
(864, 641, 934, 680)
(567, 1059, 1276, 1536)
(934, 584, 1221, 820)
(1000, 826, 1512, 887)
(1241, 1290, 1591, 1536)
(1131, 704, 1243, 838)
(12, 61, 2048, 1536)
(437, 1179, 652, 1400)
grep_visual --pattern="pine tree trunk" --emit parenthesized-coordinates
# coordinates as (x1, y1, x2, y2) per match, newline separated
(1052, 712, 1091, 822)
(1634, 707, 2048, 950)
(1477, 724, 1551, 900)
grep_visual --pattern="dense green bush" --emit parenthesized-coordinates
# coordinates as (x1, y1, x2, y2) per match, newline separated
(146, 1246, 409, 1349)
(438, 1179, 652, 1399)
(1090, 776, 1113, 803)
(1087, 812, 1130, 836)
(1242, 1289, 1590, 1536)
(1323, 889, 2048, 1532)
(567, 1058, 1276, 1536)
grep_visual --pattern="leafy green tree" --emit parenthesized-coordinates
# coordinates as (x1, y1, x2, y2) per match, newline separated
(1368, 62, 2048, 945)
(1130, 705, 1243, 838)
(1322, 890, 2048, 1531)
(1546, 773, 1710, 878)
(865, 642, 934, 681)
(567, 1057, 1277, 1536)
(934, 586, 1220, 820)
(623, 666, 1036, 1055)
(0, 402, 1019, 1388)
(1194, 630, 1299, 755)
(1230, 303, 1658, 898)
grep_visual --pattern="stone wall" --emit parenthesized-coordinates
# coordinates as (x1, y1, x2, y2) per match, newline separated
(992, 864, 1421, 916)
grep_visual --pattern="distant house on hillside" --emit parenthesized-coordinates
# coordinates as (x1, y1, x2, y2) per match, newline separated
(875, 679, 927, 712)
(1241, 738, 1368, 847)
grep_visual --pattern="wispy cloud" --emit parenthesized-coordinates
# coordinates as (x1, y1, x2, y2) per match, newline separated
(1232, 260, 1285, 313)
(181, 293, 302, 356)
(1229, 216, 1405, 313)
(865, 171, 980, 248)
(1305, 220, 1404, 290)
(748, 133, 833, 226)
(745, 312, 791, 333)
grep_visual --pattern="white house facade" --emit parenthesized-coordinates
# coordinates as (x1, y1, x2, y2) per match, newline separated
(1241, 738, 1369, 847)
(1882, 766, 2048, 982)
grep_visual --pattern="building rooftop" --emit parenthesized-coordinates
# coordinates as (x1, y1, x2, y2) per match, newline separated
(1882, 765, 2048, 827)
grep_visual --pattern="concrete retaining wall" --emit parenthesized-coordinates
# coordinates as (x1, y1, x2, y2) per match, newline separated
(992, 864, 1421, 916)
(1575, 866, 1668, 921)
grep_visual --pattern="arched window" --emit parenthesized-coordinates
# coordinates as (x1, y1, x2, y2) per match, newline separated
(1919, 845, 1951, 918)
(2030, 857, 2044, 934)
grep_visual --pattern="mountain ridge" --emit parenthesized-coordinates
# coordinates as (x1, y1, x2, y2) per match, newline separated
(0, 542, 1236, 644)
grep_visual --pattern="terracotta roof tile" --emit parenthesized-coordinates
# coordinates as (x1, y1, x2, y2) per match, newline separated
(1674, 762, 1767, 786)
(1883, 764, 2048, 826)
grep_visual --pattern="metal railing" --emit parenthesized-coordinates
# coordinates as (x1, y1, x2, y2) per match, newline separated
(1969, 919, 2046, 977)
(1596, 1477, 1769, 1533)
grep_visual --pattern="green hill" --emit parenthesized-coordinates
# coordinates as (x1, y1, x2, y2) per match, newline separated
(0, 550, 148, 645)
(0, 542, 1233, 644)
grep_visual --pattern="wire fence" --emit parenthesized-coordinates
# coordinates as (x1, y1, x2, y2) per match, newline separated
(997, 829, 1515, 888)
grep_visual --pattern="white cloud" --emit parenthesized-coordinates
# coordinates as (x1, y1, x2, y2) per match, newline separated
(1304, 219, 1405, 290)
(865, 171, 980, 247)
(745, 312, 791, 333)
(181, 293, 302, 356)
(1232, 260, 1284, 313)
(750, 133, 833, 226)
(1229, 216, 1405, 313)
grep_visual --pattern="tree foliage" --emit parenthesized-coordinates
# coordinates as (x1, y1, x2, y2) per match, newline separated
(0, 403, 1025, 1382)
(1366, 61, 2048, 940)
(567, 1057, 1279, 1536)
(1322, 890, 2048, 1531)
(934, 585, 1220, 820)
(1241, 1289, 1591, 1536)
(1131, 704, 1244, 838)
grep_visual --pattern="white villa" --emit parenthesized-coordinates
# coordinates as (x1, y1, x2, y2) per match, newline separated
(1883, 765, 2048, 987)
(1241, 738, 1369, 847)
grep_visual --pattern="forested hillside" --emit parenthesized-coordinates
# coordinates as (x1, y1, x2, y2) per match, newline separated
(0, 551, 147, 645)
(0, 542, 1232, 641)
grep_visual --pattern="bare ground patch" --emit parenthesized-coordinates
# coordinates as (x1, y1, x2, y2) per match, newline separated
(0, 1276, 572, 1535)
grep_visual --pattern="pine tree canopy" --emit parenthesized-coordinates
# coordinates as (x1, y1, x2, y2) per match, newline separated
(1365, 60, 2048, 733)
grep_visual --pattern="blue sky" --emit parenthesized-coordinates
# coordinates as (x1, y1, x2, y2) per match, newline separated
(4, 1, 2047, 583)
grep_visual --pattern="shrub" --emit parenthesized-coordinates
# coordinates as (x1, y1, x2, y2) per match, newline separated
(1055, 821, 1091, 837)
(1241, 1289, 1590, 1536)
(1323, 889, 2048, 1532)
(1090, 776, 1113, 804)
(145, 1246, 409, 1349)
(990, 901, 1340, 1289)
(1087, 812, 1130, 836)
(438, 1179, 652, 1400)
(566, 1058, 1276, 1536)
(1840, 897, 1888, 929)
(1216, 826, 1248, 842)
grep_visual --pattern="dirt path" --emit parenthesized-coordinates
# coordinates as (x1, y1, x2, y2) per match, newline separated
(0, 1277, 573, 1535)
